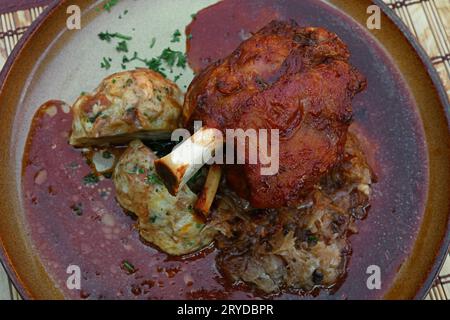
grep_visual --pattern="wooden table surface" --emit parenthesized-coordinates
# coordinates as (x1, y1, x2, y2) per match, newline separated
(0, 0, 449, 300)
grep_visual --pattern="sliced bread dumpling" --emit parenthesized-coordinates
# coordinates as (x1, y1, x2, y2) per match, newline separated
(113, 140, 216, 256)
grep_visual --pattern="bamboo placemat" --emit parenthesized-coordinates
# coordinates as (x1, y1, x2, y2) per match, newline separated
(0, 0, 449, 300)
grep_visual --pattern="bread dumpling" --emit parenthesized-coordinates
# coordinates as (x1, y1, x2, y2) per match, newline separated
(70, 69, 183, 147)
(113, 140, 216, 255)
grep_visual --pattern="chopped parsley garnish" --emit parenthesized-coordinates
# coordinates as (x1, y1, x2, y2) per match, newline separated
(83, 173, 99, 185)
(116, 40, 129, 53)
(126, 165, 136, 174)
(187, 34, 193, 40)
(126, 164, 145, 175)
(160, 47, 187, 70)
(122, 51, 142, 64)
(170, 29, 182, 43)
(98, 31, 132, 42)
(100, 57, 112, 70)
(177, 54, 187, 68)
(191, 13, 197, 20)
(149, 37, 156, 49)
(145, 57, 166, 76)
(97, 31, 186, 81)
(119, 9, 128, 18)
(149, 215, 158, 223)
(146, 173, 162, 185)
(174, 73, 183, 82)
(121, 49, 185, 76)
(103, 0, 120, 12)
(121, 260, 137, 274)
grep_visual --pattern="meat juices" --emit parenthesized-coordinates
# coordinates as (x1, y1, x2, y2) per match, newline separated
(184, 20, 366, 208)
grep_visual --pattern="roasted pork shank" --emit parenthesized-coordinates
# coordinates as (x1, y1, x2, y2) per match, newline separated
(183, 20, 366, 208)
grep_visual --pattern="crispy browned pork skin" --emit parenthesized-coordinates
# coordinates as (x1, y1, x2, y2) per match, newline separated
(211, 133, 374, 294)
(184, 20, 367, 208)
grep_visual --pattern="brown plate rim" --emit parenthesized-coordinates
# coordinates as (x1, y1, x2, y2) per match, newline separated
(0, 0, 63, 300)
(372, 0, 450, 299)
(0, 0, 449, 300)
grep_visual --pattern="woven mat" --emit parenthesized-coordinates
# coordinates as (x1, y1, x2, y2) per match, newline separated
(0, 0, 449, 300)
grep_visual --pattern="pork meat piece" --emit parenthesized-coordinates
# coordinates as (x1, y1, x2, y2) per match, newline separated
(184, 20, 366, 208)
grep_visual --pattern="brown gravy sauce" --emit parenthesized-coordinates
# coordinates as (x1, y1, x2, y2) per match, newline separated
(23, 0, 428, 299)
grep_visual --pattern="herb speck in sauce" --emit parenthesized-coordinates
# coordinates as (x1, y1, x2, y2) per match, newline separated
(121, 260, 137, 275)
(70, 203, 84, 216)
